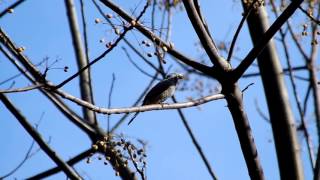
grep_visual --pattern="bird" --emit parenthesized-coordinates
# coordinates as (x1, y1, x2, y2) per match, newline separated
(128, 73, 184, 125)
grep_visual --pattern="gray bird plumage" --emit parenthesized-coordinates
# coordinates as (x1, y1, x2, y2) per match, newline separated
(128, 73, 184, 125)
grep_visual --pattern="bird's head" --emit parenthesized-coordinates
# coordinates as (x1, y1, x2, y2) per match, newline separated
(165, 73, 184, 80)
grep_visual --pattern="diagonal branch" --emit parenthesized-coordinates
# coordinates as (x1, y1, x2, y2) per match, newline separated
(232, 0, 304, 82)
(0, 0, 26, 18)
(227, 0, 258, 62)
(0, 93, 81, 180)
(182, 0, 228, 70)
(298, 6, 320, 25)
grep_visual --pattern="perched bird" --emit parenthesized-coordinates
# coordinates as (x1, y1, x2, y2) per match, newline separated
(128, 73, 184, 125)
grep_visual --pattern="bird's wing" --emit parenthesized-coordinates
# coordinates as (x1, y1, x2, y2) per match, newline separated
(143, 79, 173, 105)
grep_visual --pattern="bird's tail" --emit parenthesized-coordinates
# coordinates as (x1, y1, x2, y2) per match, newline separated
(128, 112, 140, 125)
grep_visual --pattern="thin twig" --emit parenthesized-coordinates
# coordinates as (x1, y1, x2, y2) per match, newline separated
(254, 99, 270, 123)
(298, 6, 320, 25)
(172, 96, 218, 180)
(127, 147, 145, 180)
(122, 47, 158, 79)
(303, 84, 312, 115)
(0, 141, 36, 179)
(0, 113, 47, 179)
(107, 73, 115, 133)
(227, 0, 257, 62)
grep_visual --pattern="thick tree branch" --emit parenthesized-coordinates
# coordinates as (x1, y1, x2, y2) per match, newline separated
(182, 0, 228, 70)
(222, 84, 265, 179)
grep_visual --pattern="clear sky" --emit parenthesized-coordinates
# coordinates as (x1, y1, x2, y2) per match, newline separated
(0, 0, 314, 180)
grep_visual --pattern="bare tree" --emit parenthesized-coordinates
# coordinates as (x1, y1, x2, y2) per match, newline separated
(0, 0, 319, 179)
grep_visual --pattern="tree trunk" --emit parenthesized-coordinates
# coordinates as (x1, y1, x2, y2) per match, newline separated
(242, 3, 304, 179)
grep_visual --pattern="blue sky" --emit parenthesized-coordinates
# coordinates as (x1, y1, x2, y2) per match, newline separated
(0, 0, 315, 179)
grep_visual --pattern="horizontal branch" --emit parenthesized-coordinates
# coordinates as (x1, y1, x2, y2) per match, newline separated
(52, 87, 224, 114)
(0, 84, 44, 93)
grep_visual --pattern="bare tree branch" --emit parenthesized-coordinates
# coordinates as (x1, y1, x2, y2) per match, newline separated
(53, 87, 224, 114)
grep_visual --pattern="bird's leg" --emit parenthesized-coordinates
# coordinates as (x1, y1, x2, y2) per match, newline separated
(159, 102, 169, 108)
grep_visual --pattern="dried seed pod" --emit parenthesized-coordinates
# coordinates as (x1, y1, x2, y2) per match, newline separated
(131, 20, 136, 26)
(17, 47, 25, 53)
(7, 8, 14, 13)
(95, 18, 101, 24)
(115, 28, 121, 35)
(106, 14, 113, 18)
(92, 144, 98, 150)
(106, 156, 111, 161)
(162, 46, 168, 52)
